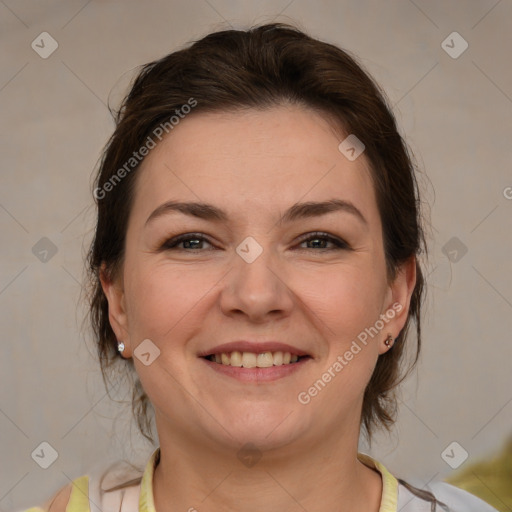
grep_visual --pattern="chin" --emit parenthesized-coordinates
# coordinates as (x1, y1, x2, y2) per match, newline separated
(209, 403, 307, 450)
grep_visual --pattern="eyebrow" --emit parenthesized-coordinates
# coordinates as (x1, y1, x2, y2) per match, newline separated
(145, 198, 368, 227)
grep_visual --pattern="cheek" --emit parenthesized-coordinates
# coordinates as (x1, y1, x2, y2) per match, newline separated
(123, 263, 214, 399)
(295, 260, 387, 399)
(297, 262, 385, 338)
(124, 259, 222, 345)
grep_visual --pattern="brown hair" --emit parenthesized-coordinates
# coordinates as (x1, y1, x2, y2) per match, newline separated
(85, 22, 443, 507)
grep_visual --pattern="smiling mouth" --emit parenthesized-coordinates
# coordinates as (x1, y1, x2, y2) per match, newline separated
(202, 351, 311, 368)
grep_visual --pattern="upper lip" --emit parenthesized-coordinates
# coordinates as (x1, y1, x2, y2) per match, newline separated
(198, 341, 310, 358)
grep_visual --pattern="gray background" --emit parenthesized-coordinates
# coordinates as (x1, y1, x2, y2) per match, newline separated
(1, 0, 511, 510)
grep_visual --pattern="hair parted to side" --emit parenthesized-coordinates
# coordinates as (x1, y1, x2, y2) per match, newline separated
(85, 22, 441, 505)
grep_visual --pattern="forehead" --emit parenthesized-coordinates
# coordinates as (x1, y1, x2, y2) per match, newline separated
(131, 105, 379, 228)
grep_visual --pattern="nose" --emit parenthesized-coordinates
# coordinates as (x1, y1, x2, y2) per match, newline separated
(219, 247, 294, 323)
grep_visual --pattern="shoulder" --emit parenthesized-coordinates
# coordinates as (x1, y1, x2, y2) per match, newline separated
(44, 483, 74, 512)
(18, 482, 74, 512)
(17, 453, 151, 512)
(19, 448, 157, 512)
(18, 474, 91, 512)
(429, 481, 500, 511)
(398, 479, 500, 511)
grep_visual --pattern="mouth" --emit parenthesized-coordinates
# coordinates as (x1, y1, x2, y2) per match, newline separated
(202, 351, 311, 368)
(198, 341, 313, 381)
(200, 353, 311, 382)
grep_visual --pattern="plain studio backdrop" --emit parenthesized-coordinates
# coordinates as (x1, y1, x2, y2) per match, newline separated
(1, 1, 511, 510)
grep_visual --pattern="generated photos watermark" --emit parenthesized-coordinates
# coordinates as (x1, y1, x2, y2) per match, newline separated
(94, 97, 198, 200)
(297, 302, 403, 405)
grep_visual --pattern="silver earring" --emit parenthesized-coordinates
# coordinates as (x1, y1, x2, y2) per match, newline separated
(384, 334, 394, 348)
(117, 341, 125, 353)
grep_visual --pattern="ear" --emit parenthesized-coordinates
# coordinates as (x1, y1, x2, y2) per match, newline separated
(378, 255, 417, 354)
(99, 263, 131, 357)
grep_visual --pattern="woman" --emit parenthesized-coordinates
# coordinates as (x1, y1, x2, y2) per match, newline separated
(22, 22, 498, 512)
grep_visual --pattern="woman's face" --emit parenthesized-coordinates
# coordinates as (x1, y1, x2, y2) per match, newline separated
(102, 105, 415, 454)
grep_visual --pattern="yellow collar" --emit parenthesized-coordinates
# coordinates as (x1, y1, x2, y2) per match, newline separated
(357, 452, 399, 512)
(139, 447, 160, 512)
(140, 448, 399, 512)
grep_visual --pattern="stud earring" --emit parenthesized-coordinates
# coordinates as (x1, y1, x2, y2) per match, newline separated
(117, 341, 125, 353)
(384, 334, 394, 348)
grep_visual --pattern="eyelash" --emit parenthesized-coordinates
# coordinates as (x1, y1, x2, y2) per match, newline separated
(160, 231, 350, 252)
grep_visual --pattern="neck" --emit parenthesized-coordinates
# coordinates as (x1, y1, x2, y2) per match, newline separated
(152, 417, 382, 512)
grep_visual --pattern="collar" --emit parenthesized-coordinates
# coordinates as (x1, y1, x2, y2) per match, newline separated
(139, 448, 399, 512)
(139, 447, 159, 512)
(357, 452, 399, 512)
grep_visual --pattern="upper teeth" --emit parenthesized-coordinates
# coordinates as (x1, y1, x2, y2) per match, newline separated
(209, 351, 300, 368)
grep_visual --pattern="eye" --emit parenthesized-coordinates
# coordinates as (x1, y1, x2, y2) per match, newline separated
(160, 233, 214, 251)
(159, 231, 350, 252)
(296, 231, 350, 251)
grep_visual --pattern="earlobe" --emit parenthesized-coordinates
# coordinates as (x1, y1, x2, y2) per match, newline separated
(380, 255, 417, 352)
(384, 333, 394, 348)
(99, 264, 130, 356)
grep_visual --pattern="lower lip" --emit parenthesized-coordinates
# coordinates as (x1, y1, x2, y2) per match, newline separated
(200, 357, 311, 382)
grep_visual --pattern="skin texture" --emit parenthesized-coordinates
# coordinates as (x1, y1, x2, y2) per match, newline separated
(101, 105, 416, 512)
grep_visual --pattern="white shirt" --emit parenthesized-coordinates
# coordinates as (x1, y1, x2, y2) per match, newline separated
(398, 480, 499, 511)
